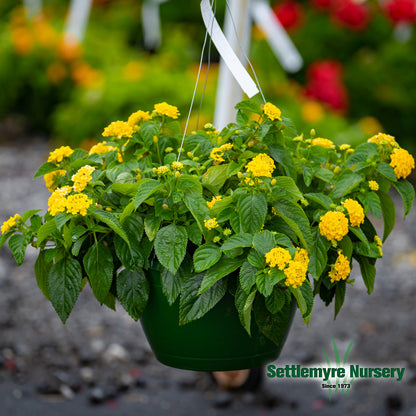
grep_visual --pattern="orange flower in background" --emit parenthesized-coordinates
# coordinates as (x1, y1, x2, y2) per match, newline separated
(301, 100, 325, 123)
(34, 18, 58, 49)
(58, 37, 82, 62)
(47, 62, 67, 84)
(11, 27, 33, 55)
(71, 62, 103, 88)
(123, 61, 143, 82)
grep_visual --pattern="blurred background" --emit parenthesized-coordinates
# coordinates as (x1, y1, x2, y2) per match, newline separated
(0, 0, 416, 415)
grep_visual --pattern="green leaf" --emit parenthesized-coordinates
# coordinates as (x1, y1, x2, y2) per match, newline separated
(291, 287, 307, 316)
(91, 210, 130, 245)
(235, 99, 262, 114)
(34, 250, 52, 300)
(71, 235, 87, 257)
(273, 199, 312, 250)
(179, 273, 227, 325)
(256, 273, 273, 297)
(309, 227, 331, 280)
(134, 179, 164, 208)
(239, 193, 267, 234)
(183, 193, 211, 238)
(239, 261, 257, 294)
(160, 261, 188, 306)
(176, 175, 203, 195)
(235, 286, 256, 335)
(247, 248, 266, 269)
(202, 164, 229, 194)
(303, 165, 314, 187)
(314, 168, 333, 183)
(114, 234, 144, 270)
(393, 179, 415, 217)
(338, 235, 353, 260)
(144, 214, 162, 241)
(83, 242, 114, 303)
(55, 213, 71, 230)
(330, 170, 364, 199)
(154, 224, 187, 274)
(334, 281, 346, 319)
(304, 193, 332, 209)
(354, 242, 382, 258)
(378, 191, 395, 242)
(376, 162, 397, 182)
(198, 256, 243, 294)
(265, 287, 286, 314)
(357, 255, 376, 294)
(110, 182, 139, 196)
(0, 231, 13, 249)
(120, 201, 135, 224)
(37, 219, 57, 247)
(346, 142, 378, 167)
(33, 162, 62, 178)
(102, 291, 116, 311)
(221, 233, 253, 251)
(48, 257, 82, 323)
(21, 209, 42, 223)
(274, 177, 303, 201)
(274, 233, 293, 248)
(187, 222, 202, 245)
(253, 231, 275, 255)
(116, 269, 149, 321)
(268, 144, 296, 179)
(358, 192, 382, 219)
(8, 234, 28, 265)
(193, 243, 222, 272)
(349, 226, 370, 248)
(140, 121, 161, 148)
(299, 280, 313, 324)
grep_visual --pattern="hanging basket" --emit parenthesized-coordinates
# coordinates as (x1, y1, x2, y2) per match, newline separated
(140, 262, 297, 371)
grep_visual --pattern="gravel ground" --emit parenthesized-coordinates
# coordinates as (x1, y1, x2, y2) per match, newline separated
(0, 138, 415, 416)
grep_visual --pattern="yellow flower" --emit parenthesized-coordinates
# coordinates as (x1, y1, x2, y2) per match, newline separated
(48, 186, 72, 216)
(153, 102, 180, 119)
(71, 165, 95, 193)
(204, 218, 219, 230)
(48, 146, 74, 163)
(312, 138, 335, 149)
(219, 143, 233, 152)
(390, 148, 415, 180)
(339, 144, 351, 151)
(210, 147, 225, 163)
(319, 211, 349, 242)
(1, 214, 21, 234)
(263, 102, 282, 121)
(88, 141, 116, 155)
(66, 194, 93, 216)
(368, 180, 379, 191)
(284, 260, 308, 288)
(102, 121, 134, 139)
(246, 153, 275, 177)
(328, 251, 351, 283)
(294, 248, 309, 267)
(127, 110, 151, 126)
(207, 196, 222, 209)
(171, 161, 184, 171)
(342, 199, 364, 228)
(346, 148, 354, 154)
(301, 100, 324, 123)
(359, 116, 382, 137)
(374, 235, 383, 247)
(44, 170, 66, 191)
(368, 132, 397, 147)
(223, 228, 232, 236)
(156, 166, 169, 175)
(265, 247, 292, 270)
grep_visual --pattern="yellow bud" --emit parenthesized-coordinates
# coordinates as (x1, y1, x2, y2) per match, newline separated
(192, 157, 199, 162)
(334, 166, 340, 174)
(310, 129, 316, 137)
(136, 173, 142, 180)
(271, 179, 277, 186)
(237, 172, 243, 179)
(162, 203, 169, 210)
(213, 236, 221, 243)
(153, 136, 158, 143)
(95, 203, 102, 209)
(175, 171, 181, 178)
(152, 167, 157, 174)
(105, 207, 112, 212)
(248, 140, 257, 147)
(187, 152, 193, 158)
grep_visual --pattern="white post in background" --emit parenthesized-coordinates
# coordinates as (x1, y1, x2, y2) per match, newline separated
(64, 0, 93, 43)
(142, 0, 168, 51)
(214, 0, 252, 129)
(23, 0, 42, 19)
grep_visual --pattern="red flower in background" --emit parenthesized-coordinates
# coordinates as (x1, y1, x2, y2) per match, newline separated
(384, 0, 416, 23)
(331, 0, 371, 30)
(303, 60, 348, 113)
(273, 1, 305, 31)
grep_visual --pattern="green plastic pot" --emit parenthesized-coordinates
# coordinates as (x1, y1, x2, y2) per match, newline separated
(140, 262, 296, 371)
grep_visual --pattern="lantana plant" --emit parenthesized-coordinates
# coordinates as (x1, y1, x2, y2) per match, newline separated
(1, 99, 414, 345)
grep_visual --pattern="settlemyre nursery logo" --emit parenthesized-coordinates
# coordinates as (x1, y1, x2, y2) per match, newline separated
(267, 338, 405, 399)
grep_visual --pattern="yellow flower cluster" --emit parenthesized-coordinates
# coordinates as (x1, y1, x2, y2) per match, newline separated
(374, 235, 383, 256)
(204, 218, 218, 230)
(48, 186, 72, 216)
(368, 133, 397, 147)
(66, 194, 93, 216)
(102, 121, 134, 139)
(284, 259, 308, 289)
(389, 148, 415, 179)
(210, 143, 234, 163)
(171, 161, 184, 170)
(1, 214, 21, 234)
(207, 196, 222, 209)
(263, 102, 282, 121)
(246, 153, 275, 177)
(328, 251, 351, 283)
(48, 146, 74, 163)
(368, 180, 379, 191)
(44, 170, 66, 191)
(155, 166, 169, 175)
(153, 102, 180, 119)
(127, 110, 151, 126)
(319, 211, 349, 242)
(265, 247, 292, 270)
(312, 138, 335, 148)
(88, 141, 116, 155)
(71, 165, 95, 193)
(342, 199, 364, 227)
(339, 144, 351, 151)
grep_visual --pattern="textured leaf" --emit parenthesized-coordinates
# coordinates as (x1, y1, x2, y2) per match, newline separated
(239, 193, 267, 234)
(154, 224, 187, 274)
(393, 179, 415, 217)
(8, 234, 28, 266)
(37, 219, 58, 247)
(358, 192, 382, 219)
(160, 264, 187, 306)
(265, 287, 286, 314)
(376, 162, 397, 182)
(357, 255, 376, 294)
(346, 142, 378, 167)
(256, 273, 273, 297)
(48, 257, 82, 323)
(134, 179, 164, 208)
(33, 162, 62, 178)
(183, 193, 211, 238)
(193, 243, 222, 272)
(202, 164, 229, 193)
(268, 144, 296, 179)
(83, 242, 114, 303)
(91, 210, 129, 245)
(235, 286, 256, 335)
(247, 248, 266, 269)
(378, 191, 395, 242)
(117, 269, 149, 320)
(274, 177, 302, 201)
(221, 233, 253, 251)
(330, 170, 363, 199)
(21, 209, 42, 223)
(308, 227, 331, 280)
(187, 222, 202, 245)
(34, 250, 52, 300)
(239, 261, 257, 294)
(253, 231, 275, 255)
(304, 193, 332, 209)
(334, 281, 346, 319)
